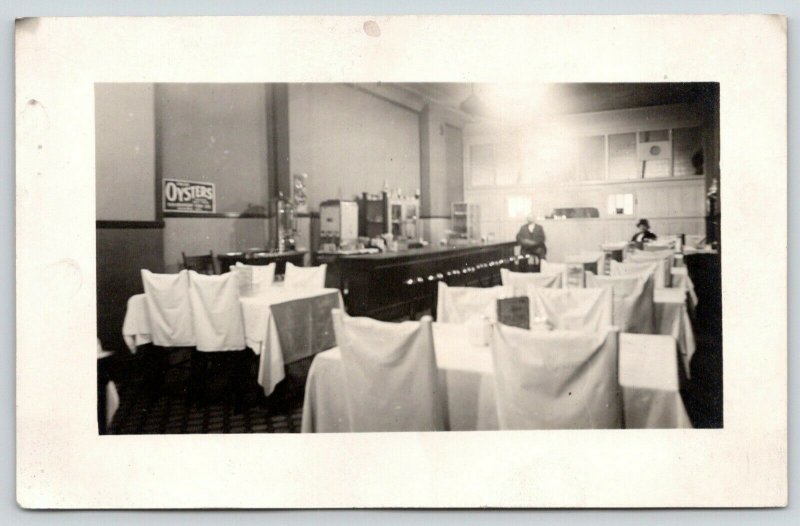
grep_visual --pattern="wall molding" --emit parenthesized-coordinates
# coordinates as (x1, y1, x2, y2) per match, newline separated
(163, 212, 275, 219)
(96, 220, 165, 229)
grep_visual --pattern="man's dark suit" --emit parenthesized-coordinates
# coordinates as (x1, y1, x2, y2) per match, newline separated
(516, 223, 547, 259)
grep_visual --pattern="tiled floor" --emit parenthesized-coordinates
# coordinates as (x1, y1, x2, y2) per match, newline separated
(106, 349, 307, 435)
(110, 381, 304, 435)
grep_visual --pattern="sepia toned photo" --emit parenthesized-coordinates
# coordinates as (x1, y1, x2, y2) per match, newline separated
(95, 82, 721, 435)
(16, 15, 786, 508)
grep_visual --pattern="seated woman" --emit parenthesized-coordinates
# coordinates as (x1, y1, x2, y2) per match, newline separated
(631, 218, 657, 246)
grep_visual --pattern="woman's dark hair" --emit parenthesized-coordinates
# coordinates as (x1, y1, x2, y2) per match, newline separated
(636, 219, 650, 229)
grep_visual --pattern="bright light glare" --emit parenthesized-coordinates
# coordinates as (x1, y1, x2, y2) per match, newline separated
(507, 196, 533, 219)
(474, 84, 570, 123)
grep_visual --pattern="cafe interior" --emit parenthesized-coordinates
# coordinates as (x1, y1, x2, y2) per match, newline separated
(96, 82, 721, 434)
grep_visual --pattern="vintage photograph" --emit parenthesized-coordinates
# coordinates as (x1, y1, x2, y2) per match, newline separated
(95, 82, 721, 435)
(17, 14, 786, 509)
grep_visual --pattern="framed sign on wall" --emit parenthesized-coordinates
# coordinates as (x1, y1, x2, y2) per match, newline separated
(162, 178, 216, 213)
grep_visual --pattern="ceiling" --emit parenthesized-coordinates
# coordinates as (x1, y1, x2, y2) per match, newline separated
(401, 82, 715, 119)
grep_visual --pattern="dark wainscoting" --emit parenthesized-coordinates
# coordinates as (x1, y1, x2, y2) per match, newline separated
(96, 222, 164, 353)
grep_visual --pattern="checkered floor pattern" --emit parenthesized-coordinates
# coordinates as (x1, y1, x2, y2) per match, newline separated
(109, 382, 304, 434)
(107, 350, 309, 434)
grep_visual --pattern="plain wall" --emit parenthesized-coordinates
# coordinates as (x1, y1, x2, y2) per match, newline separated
(420, 107, 465, 219)
(444, 123, 464, 214)
(156, 84, 274, 270)
(162, 217, 274, 273)
(288, 84, 422, 209)
(157, 84, 271, 214)
(95, 83, 156, 221)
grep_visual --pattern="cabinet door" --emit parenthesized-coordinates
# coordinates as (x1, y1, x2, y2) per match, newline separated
(608, 133, 638, 180)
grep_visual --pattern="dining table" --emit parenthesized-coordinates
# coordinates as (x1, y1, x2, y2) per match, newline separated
(122, 285, 344, 395)
(301, 323, 693, 433)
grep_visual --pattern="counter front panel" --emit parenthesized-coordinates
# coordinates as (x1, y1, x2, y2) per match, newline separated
(334, 242, 520, 321)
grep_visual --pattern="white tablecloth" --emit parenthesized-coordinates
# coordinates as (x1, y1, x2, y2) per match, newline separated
(122, 286, 343, 395)
(618, 333, 692, 428)
(670, 267, 699, 309)
(301, 323, 692, 432)
(654, 288, 696, 378)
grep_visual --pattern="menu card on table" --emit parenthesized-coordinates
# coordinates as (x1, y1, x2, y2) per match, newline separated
(496, 296, 530, 330)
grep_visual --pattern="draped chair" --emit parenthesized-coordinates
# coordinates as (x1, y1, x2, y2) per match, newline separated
(332, 309, 445, 432)
(283, 262, 327, 289)
(526, 286, 613, 332)
(435, 282, 513, 324)
(491, 323, 622, 430)
(500, 268, 561, 296)
(586, 273, 656, 333)
(187, 271, 249, 408)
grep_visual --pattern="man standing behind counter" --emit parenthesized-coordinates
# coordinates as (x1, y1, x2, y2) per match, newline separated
(516, 214, 547, 271)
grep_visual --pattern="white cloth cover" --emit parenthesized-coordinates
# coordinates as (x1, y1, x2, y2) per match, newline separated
(106, 381, 120, 427)
(626, 251, 672, 287)
(658, 235, 683, 252)
(231, 262, 276, 297)
(121, 294, 152, 351)
(527, 286, 613, 332)
(586, 273, 655, 334)
(500, 268, 561, 296)
(540, 259, 568, 282)
(579, 250, 605, 268)
(685, 234, 705, 248)
(140, 269, 195, 347)
(671, 267, 699, 308)
(187, 271, 246, 352)
(301, 323, 691, 432)
(436, 282, 512, 323)
(491, 324, 622, 430)
(283, 262, 327, 288)
(654, 288, 696, 378)
(96, 338, 114, 360)
(97, 338, 119, 428)
(632, 248, 675, 261)
(619, 333, 692, 428)
(610, 259, 668, 288)
(641, 245, 675, 255)
(332, 310, 445, 432)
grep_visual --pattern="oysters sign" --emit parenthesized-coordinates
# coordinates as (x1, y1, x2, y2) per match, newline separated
(163, 179, 216, 213)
